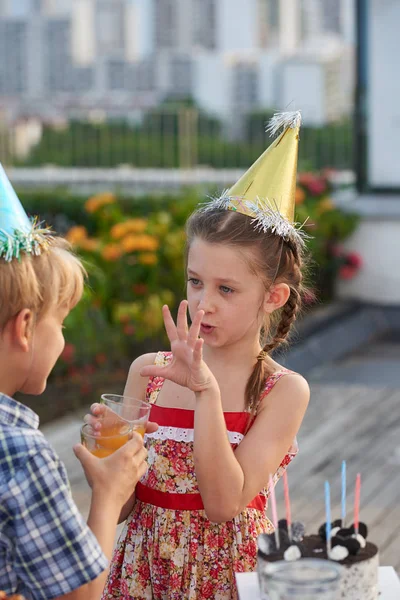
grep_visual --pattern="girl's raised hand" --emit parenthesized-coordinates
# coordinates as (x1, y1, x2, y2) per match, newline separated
(140, 300, 216, 393)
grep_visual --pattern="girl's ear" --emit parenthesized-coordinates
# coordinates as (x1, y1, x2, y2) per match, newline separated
(263, 283, 291, 314)
(11, 309, 34, 352)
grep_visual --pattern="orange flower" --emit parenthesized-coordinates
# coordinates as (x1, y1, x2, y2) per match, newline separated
(123, 218, 148, 234)
(121, 235, 140, 253)
(316, 197, 334, 215)
(79, 238, 100, 252)
(110, 222, 129, 240)
(65, 226, 88, 244)
(102, 243, 124, 261)
(295, 187, 306, 205)
(84, 197, 101, 214)
(138, 253, 158, 265)
(85, 192, 116, 213)
(121, 234, 159, 253)
(136, 234, 159, 251)
(98, 192, 116, 205)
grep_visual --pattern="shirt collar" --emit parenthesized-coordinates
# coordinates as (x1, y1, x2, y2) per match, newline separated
(0, 393, 40, 430)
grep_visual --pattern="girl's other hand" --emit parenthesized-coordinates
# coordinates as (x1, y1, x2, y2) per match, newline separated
(82, 402, 106, 433)
(83, 403, 158, 435)
(140, 300, 217, 393)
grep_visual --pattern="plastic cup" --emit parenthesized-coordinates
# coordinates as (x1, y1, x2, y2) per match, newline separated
(80, 423, 131, 458)
(100, 394, 151, 438)
(258, 558, 344, 600)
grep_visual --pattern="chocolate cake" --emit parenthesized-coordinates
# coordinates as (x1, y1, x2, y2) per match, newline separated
(257, 520, 379, 600)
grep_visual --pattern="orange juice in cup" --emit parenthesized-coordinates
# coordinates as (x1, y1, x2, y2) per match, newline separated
(131, 422, 146, 438)
(100, 394, 151, 439)
(81, 423, 131, 458)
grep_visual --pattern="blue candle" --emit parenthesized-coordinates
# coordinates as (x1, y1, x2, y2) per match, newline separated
(325, 481, 331, 554)
(341, 460, 346, 526)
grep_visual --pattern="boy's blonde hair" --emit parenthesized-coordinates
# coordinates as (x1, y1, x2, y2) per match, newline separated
(0, 237, 85, 330)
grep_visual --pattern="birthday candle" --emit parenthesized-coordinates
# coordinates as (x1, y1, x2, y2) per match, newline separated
(283, 470, 292, 540)
(341, 460, 346, 527)
(354, 473, 361, 535)
(269, 474, 280, 550)
(325, 481, 331, 556)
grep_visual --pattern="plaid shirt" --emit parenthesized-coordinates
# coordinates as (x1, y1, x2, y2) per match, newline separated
(0, 394, 108, 599)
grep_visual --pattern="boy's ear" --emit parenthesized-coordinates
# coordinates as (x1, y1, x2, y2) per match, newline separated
(263, 283, 291, 314)
(11, 309, 35, 352)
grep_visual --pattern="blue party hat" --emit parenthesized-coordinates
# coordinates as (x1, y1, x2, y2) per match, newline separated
(0, 163, 53, 261)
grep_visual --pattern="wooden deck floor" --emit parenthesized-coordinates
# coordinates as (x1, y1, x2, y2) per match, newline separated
(274, 383, 400, 572)
(42, 382, 400, 572)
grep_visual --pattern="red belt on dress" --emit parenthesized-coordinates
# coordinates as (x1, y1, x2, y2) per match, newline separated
(135, 482, 266, 512)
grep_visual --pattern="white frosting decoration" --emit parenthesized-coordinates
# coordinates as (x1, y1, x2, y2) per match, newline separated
(353, 533, 367, 548)
(329, 545, 349, 561)
(331, 526, 341, 537)
(283, 545, 302, 561)
(145, 425, 244, 445)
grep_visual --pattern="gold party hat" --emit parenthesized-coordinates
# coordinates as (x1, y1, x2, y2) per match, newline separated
(203, 111, 307, 246)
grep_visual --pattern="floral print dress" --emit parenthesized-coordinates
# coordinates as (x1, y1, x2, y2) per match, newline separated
(102, 351, 298, 600)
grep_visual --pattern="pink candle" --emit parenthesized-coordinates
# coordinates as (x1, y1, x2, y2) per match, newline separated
(354, 473, 361, 534)
(269, 474, 280, 549)
(283, 470, 292, 540)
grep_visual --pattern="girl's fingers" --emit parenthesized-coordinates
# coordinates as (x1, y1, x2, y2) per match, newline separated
(192, 337, 204, 366)
(188, 309, 204, 348)
(83, 414, 102, 431)
(162, 305, 178, 343)
(145, 421, 159, 433)
(140, 365, 169, 378)
(176, 300, 189, 341)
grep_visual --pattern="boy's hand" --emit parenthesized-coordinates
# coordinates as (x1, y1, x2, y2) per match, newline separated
(73, 432, 147, 508)
(139, 300, 217, 393)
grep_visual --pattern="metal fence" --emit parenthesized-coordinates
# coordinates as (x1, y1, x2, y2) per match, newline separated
(0, 108, 354, 172)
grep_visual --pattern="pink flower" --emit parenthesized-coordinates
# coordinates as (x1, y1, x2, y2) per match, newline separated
(200, 581, 215, 598)
(80, 382, 92, 395)
(173, 458, 187, 474)
(95, 353, 107, 365)
(339, 265, 357, 280)
(123, 324, 136, 335)
(298, 172, 315, 186)
(60, 343, 75, 363)
(346, 252, 363, 269)
(67, 365, 79, 378)
(307, 177, 327, 196)
(138, 562, 150, 580)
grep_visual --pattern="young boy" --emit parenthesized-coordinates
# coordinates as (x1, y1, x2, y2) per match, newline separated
(0, 165, 153, 599)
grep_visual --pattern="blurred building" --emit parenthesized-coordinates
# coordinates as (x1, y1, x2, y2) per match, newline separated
(0, 0, 355, 127)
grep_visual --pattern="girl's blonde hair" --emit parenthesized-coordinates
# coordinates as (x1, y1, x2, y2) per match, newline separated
(186, 208, 308, 417)
(0, 237, 85, 330)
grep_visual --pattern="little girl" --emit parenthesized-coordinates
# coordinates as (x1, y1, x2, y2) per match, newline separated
(99, 112, 310, 599)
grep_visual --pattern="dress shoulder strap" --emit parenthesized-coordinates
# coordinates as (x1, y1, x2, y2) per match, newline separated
(145, 351, 172, 405)
(260, 368, 292, 402)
